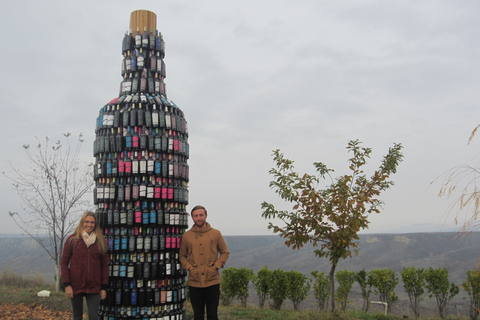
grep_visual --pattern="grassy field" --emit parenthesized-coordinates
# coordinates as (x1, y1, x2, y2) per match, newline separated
(0, 269, 471, 320)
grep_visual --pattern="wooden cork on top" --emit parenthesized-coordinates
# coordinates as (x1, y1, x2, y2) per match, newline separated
(130, 10, 157, 32)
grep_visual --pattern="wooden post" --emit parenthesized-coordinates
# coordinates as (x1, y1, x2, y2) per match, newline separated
(130, 10, 157, 33)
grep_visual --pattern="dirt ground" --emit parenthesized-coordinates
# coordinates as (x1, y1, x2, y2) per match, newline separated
(0, 303, 72, 320)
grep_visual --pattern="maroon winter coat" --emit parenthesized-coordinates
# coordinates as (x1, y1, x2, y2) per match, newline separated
(61, 234, 109, 295)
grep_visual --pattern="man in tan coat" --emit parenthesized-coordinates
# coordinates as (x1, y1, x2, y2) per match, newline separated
(179, 205, 229, 320)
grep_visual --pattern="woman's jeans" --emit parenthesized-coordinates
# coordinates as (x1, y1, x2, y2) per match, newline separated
(71, 293, 100, 320)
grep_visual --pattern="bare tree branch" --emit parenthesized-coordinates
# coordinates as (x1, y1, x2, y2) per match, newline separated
(3, 133, 94, 292)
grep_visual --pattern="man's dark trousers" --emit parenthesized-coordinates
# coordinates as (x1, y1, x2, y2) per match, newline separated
(189, 284, 220, 320)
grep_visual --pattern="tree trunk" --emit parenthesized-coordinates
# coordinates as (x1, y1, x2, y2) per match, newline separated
(329, 263, 337, 313)
(55, 264, 61, 292)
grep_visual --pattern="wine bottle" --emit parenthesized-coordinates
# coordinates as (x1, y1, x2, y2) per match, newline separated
(131, 283, 138, 307)
(148, 73, 154, 94)
(159, 32, 165, 58)
(137, 49, 145, 71)
(118, 202, 126, 225)
(125, 53, 132, 74)
(127, 203, 134, 227)
(143, 234, 152, 254)
(151, 228, 159, 251)
(142, 202, 149, 224)
(135, 27, 141, 49)
(128, 233, 136, 253)
(154, 130, 162, 153)
(131, 50, 137, 72)
(158, 104, 166, 128)
(157, 204, 164, 226)
(142, 26, 149, 49)
(154, 177, 161, 200)
(115, 281, 123, 306)
(122, 280, 131, 307)
(136, 233, 144, 253)
(126, 29, 133, 52)
(154, 73, 161, 95)
(154, 154, 162, 178)
(137, 102, 145, 127)
(165, 227, 171, 251)
(155, 30, 161, 51)
(149, 51, 157, 73)
(132, 128, 139, 152)
(132, 176, 139, 201)
(147, 176, 154, 200)
(159, 228, 166, 251)
(140, 69, 148, 93)
(140, 128, 147, 151)
(113, 205, 120, 226)
(163, 203, 170, 225)
(149, 28, 155, 51)
(132, 72, 139, 94)
(135, 201, 142, 224)
(119, 257, 127, 278)
(145, 105, 152, 128)
(147, 152, 155, 176)
(147, 130, 155, 151)
(127, 258, 135, 279)
(130, 104, 137, 127)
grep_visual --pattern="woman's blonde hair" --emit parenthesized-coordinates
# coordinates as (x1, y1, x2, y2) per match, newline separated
(70, 211, 107, 255)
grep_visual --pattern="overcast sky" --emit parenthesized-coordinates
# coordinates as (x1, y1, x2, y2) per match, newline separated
(1, 0, 479, 236)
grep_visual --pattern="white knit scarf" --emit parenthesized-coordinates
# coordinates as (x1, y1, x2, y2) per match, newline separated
(82, 230, 97, 247)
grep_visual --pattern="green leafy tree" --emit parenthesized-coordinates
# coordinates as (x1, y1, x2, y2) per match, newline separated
(369, 268, 398, 314)
(253, 265, 272, 308)
(311, 271, 330, 311)
(355, 269, 373, 312)
(285, 270, 311, 311)
(3, 133, 93, 292)
(335, 269, 356, 312)
(235, 267, 255, 307)
(220, 267, 236, 306)
(269, 269, 289, 310)
(424, 267, 459, 319)
(401, 266, 426, 319)
(261, 140, 403, 312)
(220, 267, 254, 307)
(463, 269, 480, 320)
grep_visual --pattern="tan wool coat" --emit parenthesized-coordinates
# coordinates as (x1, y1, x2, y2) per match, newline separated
(179, 222, 229, 288)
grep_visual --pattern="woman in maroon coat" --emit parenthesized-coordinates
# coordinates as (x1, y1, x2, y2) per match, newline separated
(61, 211, 109, 320)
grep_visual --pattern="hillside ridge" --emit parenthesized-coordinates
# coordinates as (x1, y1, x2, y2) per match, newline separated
(1, 232, 478, 284)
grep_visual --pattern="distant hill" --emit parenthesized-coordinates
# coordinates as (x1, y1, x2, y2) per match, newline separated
(1, 232, 478, 284)
(225, 232, 480, 284)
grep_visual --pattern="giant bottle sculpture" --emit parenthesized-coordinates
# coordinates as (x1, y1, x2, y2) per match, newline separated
(93, 10, 189, 320)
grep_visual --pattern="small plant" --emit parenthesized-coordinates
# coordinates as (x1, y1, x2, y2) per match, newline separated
(0, 269, 47, 288)
(269, 269, 289, 310)
(401, 266, 425, 318)
(253, 265, 273, 309)
(355, 269, 373, 312)
(335, 269, 356, 312)
(463, 269, 480, 320)
(285, 270, 311, 311)
(369, 268, 398, 314)
(220, 266, 255, 307)
(311, 270, 330, 311)
(425, 267, 459, 319)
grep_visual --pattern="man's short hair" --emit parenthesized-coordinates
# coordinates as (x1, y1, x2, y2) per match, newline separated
(191, 205, 207, 215)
